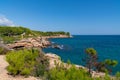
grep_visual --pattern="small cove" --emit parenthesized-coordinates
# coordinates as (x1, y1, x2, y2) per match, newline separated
(43, 35, 120, 75)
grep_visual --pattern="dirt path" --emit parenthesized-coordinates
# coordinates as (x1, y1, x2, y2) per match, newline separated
(0, 55, 40, 80)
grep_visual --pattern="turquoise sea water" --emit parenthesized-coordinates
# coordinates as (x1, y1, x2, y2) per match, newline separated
(43, 35, 120, 74)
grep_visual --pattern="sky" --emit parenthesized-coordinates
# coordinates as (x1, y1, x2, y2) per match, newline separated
(0, 0, 120, 35)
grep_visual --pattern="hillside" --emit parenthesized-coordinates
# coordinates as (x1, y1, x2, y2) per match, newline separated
(0, 26, 70, 44)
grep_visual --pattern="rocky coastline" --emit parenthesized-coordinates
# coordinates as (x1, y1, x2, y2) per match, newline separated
(7, 37, 50, 49)
(45, 53, 105, 78)
(0, 35, 107, 79)
(7, 35, 72, 49)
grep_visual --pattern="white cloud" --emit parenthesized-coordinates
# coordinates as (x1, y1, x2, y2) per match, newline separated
(0, 15, 15, 26)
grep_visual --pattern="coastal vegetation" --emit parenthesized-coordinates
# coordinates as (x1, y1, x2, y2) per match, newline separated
(4, 47, 119, 80)
(0, 26, 119, 80)
(0, 43, 10, 54)
(96, 59, 118, 73)
(6, 48, 49, 77)
(0, 47, 4, 54)
(33, 30, 70, 36)
(116, 72, 120, 80)
(84, 48, 118, 75)
(45, 62, 116, 80)
(4, 48, 107, 80)
(84, 48, 98, 75)
(46, 64, 93, 80)
(0, 26, 70, 43)
(6, 49, 38, 76)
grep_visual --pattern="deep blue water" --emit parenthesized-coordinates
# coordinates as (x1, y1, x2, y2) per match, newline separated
(43, 35, 120, 74)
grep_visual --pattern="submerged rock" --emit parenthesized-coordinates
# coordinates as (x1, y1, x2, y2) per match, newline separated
(51, 44, 63, 49)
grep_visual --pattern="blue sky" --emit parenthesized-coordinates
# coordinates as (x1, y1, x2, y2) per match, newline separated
(0, 0, 120, 35)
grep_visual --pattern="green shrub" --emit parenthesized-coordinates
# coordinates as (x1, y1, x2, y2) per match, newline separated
(6, 49, 39, 76)
(0, 47, 4, 54)
(6, 48, 49, 77)
(35, 63, 46, 77)
(2, 36, 16, 44)
(115, 72, 120, 80)
(45, 61, 114, 80)
(34, 49, 49, 77)
(21, 68, 31, 76)
(46, 64, 94, 80)
(0, 46, 9, 54)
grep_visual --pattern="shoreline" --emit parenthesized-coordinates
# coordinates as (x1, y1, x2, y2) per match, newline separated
(7, 35, 71, 49)
(41, 35, 73, 39)
(42, 36, 107, 78)
(5, 35, 107, 78)
(0, 35, 112, 79)
(45, 53, 106, 78)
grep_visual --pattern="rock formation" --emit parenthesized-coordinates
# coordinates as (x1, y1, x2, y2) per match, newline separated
(7, 37, 51, 49)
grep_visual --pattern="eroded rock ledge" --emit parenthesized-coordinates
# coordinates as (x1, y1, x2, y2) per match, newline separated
(7, 37, 51, 49)
(7, 35, 71, 49)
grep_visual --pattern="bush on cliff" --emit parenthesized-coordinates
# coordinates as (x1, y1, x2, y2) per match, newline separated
(34, 49, 49, 77)
(6, 49, 39, 76)
(116, 72, 120, 80)
(6, 48, 49, 77)
(46, 66, 93, 80)
(45, 62, 113, 80)
(0, 47, 4, 54)
(0, 44, 10, 54)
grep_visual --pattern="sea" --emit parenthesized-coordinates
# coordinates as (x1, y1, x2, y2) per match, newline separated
(43, 35, 120, 75)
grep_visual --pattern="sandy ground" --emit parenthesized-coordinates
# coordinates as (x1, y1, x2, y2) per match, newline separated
(0, 55, 40, 80)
